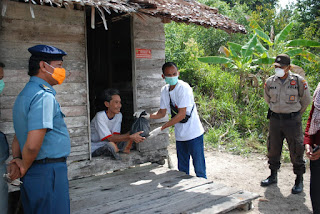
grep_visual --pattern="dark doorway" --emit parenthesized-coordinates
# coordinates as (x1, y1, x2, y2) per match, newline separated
(86, 9, 133, 134)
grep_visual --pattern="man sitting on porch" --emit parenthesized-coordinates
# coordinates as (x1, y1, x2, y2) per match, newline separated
(91, 88, 145, 159)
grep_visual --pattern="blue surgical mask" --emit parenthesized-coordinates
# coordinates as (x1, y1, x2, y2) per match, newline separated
(0, 80, 4, 94)
(165, 76, 179, 86)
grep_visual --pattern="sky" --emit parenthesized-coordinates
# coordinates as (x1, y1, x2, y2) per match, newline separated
(279, 0, 296, 8)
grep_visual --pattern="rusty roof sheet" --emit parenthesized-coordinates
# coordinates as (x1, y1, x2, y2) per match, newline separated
(8, 0, 246, 34)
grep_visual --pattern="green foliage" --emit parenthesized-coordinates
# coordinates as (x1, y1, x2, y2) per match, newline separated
(296, 0, 320, 27)
(180, 65, 269, 155)
(250, 21, 320, 75)
(164, 0, 320, 161)
(165, 0, 251, 64)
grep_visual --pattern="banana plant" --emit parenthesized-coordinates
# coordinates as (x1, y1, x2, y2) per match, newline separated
(198, 35, 260, 100)
(198, 34, 258, 74)
(251, 21, 320, 73)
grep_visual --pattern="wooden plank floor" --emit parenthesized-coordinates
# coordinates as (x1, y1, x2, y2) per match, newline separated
(70, 163, 259, 214)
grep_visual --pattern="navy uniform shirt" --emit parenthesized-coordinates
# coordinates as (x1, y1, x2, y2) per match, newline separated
(13, 76, 70, 160)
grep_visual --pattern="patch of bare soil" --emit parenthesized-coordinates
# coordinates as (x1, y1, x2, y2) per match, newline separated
(167, 143, 313, 214)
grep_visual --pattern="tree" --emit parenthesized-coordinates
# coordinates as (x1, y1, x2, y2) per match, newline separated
(295, 0, 320, 41)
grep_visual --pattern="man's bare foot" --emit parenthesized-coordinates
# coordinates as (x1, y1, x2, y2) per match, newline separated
(123, 148, 131, 154)
(123, 140, 133, 154)
(110, 142, 119, 153)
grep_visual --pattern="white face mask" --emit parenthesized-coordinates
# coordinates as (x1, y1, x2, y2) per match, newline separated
(275, 68, 285, 77)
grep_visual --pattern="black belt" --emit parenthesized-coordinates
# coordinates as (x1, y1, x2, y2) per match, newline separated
(270, 111, 300, 119)
(33, 157, 66, 164)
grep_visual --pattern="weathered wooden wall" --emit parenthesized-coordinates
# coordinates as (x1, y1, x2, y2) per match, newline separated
(132, 14, 170, 152)
(0, 2, 90, 162)
(0, 2, 170, 180)
(67, 14, 170, 180)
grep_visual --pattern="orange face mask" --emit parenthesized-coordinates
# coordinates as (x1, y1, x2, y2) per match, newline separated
(45, 62, 66, 85)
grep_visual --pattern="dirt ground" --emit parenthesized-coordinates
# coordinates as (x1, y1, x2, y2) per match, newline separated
(167, 143, 313, 214)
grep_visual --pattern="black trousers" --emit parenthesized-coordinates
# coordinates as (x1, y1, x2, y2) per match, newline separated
(310, 158, 320, 214)
(267, 114, 305, 174)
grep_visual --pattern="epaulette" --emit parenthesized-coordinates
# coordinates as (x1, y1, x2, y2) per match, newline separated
(39, 84, 53, 93)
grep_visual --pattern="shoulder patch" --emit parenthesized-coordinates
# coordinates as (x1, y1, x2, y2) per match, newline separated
(303, 82, 308, 90)
(39, 84, 53, 93)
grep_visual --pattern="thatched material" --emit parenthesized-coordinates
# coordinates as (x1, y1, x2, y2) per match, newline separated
(136, 0, 246, 34)
(3, 0, 246, 34)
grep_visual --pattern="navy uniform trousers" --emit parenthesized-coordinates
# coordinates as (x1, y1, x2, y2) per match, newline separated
(21, 161, 70, 214)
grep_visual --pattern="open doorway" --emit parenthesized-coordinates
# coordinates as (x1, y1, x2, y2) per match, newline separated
(86, 9, 134, 134)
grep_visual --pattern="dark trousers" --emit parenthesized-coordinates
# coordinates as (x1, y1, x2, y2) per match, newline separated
(176, 134, 206, 179)
(310, 158, 320, 214)
(267, 115, 305, 174)
(21, 162, 70, 214)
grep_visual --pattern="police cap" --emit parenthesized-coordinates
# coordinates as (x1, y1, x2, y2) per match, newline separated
(28, 45, 67, 61)
(273, 54, 290, 67)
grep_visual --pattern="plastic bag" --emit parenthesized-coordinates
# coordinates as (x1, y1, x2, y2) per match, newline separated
(130, 111, 150, 137)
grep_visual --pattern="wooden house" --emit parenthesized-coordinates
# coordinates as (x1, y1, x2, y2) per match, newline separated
(0, 0, 246, 180)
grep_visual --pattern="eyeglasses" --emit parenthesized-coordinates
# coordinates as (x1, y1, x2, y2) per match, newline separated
(3, 173, 23, 186)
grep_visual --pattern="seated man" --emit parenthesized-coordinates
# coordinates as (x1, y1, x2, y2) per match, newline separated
(91, 88, 145, 159)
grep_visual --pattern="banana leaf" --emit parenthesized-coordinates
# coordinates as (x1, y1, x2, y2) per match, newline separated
(255, 29, 273, 46)
(241, 35, 257, 58)
(219, 46, 230, 57)
(252, 57, 275, 65)
(285, 49, 304, 56)
(227, 42, 242, 54)
(274, 22, 294, 45)
(229, 46, 239, 59)
(300, 50, 320, 63)
(255, 40, 268, 54)
(287, 40, 320, 47)
(249, 20, 263, 31)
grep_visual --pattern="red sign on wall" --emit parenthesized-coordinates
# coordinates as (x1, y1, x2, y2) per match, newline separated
(136, 49, 152, 59)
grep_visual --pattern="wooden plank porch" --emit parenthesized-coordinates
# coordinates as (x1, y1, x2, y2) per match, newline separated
(70, 163, 259, 214)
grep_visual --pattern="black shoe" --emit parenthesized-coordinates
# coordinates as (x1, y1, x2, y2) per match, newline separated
(261, 170, 277, 187)
(261, 175, 277, 186)
(292, 175, 303, 194)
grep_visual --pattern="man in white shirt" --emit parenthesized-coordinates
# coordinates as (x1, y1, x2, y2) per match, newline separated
(91, 89, 145, 159)
(136, 62, 206, 178)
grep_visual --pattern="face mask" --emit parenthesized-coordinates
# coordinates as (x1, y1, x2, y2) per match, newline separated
(45, 62, 66, 84)
(0, 80, 4, 94)
(165, 76, 179, 86)
(275, 68, 285, 78)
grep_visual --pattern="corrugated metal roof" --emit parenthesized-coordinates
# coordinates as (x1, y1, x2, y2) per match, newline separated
(6, 0, 246, 34)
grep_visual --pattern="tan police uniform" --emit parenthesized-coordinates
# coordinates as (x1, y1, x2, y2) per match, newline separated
(264, 72, 311, 175)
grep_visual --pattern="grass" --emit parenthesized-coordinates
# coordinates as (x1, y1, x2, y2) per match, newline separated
(178, 65, 295, 162)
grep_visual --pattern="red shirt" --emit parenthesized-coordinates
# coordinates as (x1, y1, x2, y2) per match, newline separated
(304, 103, 320, 146)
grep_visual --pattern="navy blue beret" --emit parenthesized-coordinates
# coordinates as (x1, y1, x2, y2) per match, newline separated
(28, 45, 67, 61)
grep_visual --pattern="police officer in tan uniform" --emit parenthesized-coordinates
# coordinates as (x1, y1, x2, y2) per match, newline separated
(261, 54, 311, 194)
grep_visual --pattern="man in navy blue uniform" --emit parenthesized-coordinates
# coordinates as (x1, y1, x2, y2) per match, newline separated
(0, 61, 9, 214)
(9, 45, 71, 214)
